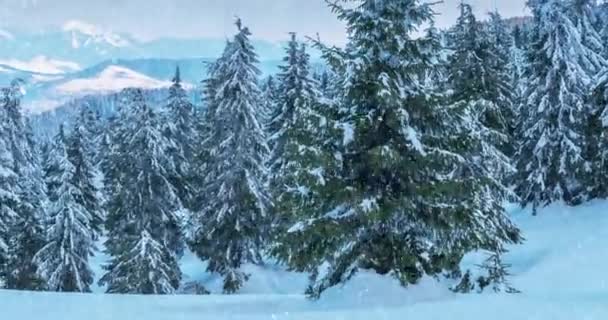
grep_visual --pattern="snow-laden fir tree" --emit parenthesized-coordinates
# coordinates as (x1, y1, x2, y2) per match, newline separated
(191, 40, 234, 176)
(75, 103, 106, 216)
(269, 38, 349, 272)
(514, 0, 606, 211)
(0, 80, 47, 290)
(260, 75, 278, 126)
(267, 33, 319, 182)
(34, 123, 102, 292)
(100, 88, 183, 294)
(4, 165, 47, 290)
(200, 39, 234, 125)
(487, 10, 519, 157)
(589, 67, 608, 197)
(447, 3, 514, 184)
(189, 19, 271, 294)
(98, 113, 118, 179)
(598, 1, 608, 57)
(507, 23, 529, 155)
(0, 88, 19, 282)
(571, 0, 605, 60)
(3, 195, 46, 290)
(68, 120, 104, 236)
(162, 66, 197, 209)
(78, 102, 103, 166)
(279, 0, 522, 298)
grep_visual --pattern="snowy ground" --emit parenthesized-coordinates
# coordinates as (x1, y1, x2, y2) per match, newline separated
(3, 201, 608, 319)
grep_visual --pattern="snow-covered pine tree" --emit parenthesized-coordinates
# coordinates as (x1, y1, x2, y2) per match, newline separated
(68, 120, 104, 237)
(78, 102, 103, 166)
(514, 0, 606, 211)
(268, 33, 319, 183)
(189, 19, 271, 294)
(443, 10, 519, 292)
(447, 3, 514, 183)
(279, 0, 521, 299)
(267, 33, 304, 143)
(191, 39, 234, 181)
(588, 62, 608, 197)
(598, 0, 608, 57)
(75, 103, 106, 221)
(487, 10, 518, 158)
(98, 113, 118, 179)
(100, 88, 183, 294)
(260, 75, 278, 127)
(200, 39, 234, 126)
(0, 88, 19, 282)
(475, 251, 519, 293)
(269, 41, 348, 272)
(4, 158, 47, 291)
(34, 123, 101, 292)
(3, 198, 46, 290)
(572, 0, 605, 60)
(508, 24, 529, 157)
(162, 66, 197, 210)
(0, 79, 47, 290)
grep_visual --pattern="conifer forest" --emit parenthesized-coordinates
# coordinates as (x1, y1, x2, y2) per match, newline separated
(1, 0, 608, 319)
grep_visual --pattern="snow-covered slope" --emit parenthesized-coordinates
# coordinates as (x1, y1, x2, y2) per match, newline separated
(55, 65, 172, 95)
(62, 20, 131, 49)
(0, 63, 63, 85)
(20, 57, 282, 113)
(2, 201, 608, 319)
(0, 56, 81, 75)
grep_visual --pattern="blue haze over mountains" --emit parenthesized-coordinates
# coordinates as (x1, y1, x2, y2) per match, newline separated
(0, 24, 299, 115)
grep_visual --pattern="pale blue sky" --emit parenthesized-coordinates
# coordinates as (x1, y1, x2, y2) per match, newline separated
(0, 0, 529, 44)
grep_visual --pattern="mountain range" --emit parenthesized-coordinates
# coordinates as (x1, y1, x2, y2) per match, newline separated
(0, 20, 290, 113)
(0, 20, 287, 66)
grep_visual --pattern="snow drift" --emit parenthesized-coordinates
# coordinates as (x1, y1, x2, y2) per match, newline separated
(2, 201, 608, 319)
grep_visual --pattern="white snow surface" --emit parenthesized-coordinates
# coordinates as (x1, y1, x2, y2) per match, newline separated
(2, 201, 608, 319)
(0, 56, 81, 75)
(62, 20, 131, 48)
(55, 66, 173, 94)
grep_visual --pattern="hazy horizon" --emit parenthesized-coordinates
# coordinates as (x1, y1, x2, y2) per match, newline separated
(0, 0, 530, 44)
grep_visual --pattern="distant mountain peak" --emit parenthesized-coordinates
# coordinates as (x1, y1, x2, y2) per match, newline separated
(0, 56, 81, 75)
(62, 20, 102, 36)
(62, 20, 132, 48)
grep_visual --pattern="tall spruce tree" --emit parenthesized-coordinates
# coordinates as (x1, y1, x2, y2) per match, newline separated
(34, 124, 101, 292)
(0, 86, 20, 282)
(163, 66, 197, 209)
(3, 196, 46, 290)
(189, 19, 271, 294)
(278, 0, 521, 298)
(4, 165, 47, 290)
(269, 39, 348, 272)
(488, 10, 519, 157)
(78, 102, 103, 166)
(0, 80, 47, 289)
(260, 75, 278, 127)
(447, 4, 514, 183)
(590, 68, 608, 196)
(100, 88, 183, 294)
(268, 33, 319, 182)
(75, 103, 106, 220)
(191, 40, 234, 180)
(514, 0, 606, 211)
